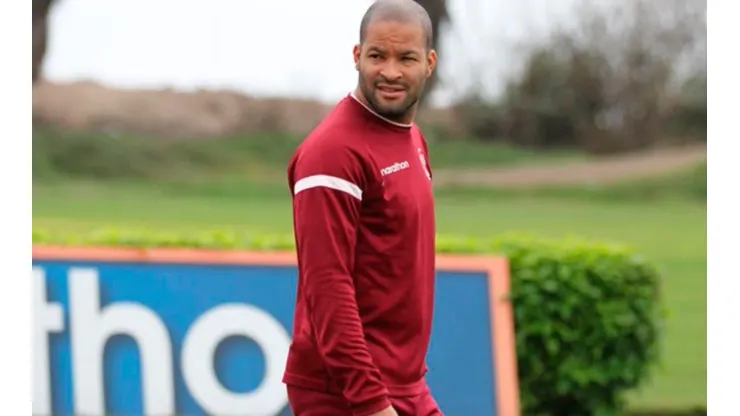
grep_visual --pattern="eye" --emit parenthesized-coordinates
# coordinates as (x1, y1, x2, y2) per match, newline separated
(402, 56, 417, 62)
(368, 53, 382, 60)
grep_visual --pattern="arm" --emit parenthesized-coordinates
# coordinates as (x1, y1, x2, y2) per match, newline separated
(290, 144, 392, 416)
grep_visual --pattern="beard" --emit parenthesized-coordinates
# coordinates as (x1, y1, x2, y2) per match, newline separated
(358, 72, 424, 123)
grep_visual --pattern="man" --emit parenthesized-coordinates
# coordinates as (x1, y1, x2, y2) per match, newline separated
(283, 1, 440, 415)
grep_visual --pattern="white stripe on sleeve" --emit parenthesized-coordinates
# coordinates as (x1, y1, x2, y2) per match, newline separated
(293, 174, 363, 201)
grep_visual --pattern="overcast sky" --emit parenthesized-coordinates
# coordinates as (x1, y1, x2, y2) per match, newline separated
(43, 0, 587, 106)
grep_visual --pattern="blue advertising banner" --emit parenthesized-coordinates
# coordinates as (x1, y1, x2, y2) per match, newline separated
(32, 247, 519, 416)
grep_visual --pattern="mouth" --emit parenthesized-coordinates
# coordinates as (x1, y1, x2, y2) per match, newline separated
(376, 84, 406, 100)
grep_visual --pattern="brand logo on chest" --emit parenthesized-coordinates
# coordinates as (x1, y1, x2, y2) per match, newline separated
(380, 161, 410, 176)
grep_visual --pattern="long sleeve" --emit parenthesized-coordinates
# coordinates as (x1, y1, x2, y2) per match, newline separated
(289, 143, 391, 415)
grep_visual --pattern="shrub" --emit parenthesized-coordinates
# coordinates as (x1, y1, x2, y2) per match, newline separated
(492, 235, 663, 416)
(32, 126, 301, 181)
(33, 229, 663, 415)
(33, 126, 178, 179)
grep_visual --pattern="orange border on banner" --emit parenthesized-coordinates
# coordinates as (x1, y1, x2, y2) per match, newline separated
(32, 245, 521, 416)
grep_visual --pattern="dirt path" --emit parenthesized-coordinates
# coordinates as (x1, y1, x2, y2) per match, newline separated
(434, 145, 707, 188)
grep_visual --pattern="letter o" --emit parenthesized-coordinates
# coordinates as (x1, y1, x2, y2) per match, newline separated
(181, 304, 291, 416)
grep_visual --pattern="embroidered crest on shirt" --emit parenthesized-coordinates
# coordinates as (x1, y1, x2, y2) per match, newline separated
(418, 148, 432, 180)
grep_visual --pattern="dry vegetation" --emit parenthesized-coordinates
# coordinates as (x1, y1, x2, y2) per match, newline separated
(32, 81, 460, 139)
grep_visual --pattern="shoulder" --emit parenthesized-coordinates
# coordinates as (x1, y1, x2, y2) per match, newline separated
(289, 126, 371, 191)
(300, 99, 368, 154)
(288, 96, 375, 181)
(411, 123, 427, 141)
(410, 123, 430, 151)
(298, 125, 365, 164)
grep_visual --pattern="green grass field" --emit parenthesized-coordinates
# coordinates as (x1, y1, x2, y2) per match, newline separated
(32, 179, 707, 412)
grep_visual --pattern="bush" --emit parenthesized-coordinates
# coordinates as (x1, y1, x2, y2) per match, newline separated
(33, 126, 177, 179)
(33, 229, 663, 415)
(491, 236, 663, 416)
(32, 126, 302, 181)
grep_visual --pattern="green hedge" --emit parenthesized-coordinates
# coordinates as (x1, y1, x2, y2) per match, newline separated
(33, 229, 663, 416)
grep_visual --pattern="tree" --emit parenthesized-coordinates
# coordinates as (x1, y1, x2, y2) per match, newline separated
(33, 0, 57, 84)
(457, 0, 706, 152)
(414, 0, 448, 104)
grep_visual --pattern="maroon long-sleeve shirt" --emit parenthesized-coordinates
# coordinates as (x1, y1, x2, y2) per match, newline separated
(282, 94, 436, 415)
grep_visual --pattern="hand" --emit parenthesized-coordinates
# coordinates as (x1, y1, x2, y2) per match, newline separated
(369, 405, 399, 416)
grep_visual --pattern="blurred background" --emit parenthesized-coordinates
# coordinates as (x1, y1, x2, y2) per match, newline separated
(32, 0, 706, 414)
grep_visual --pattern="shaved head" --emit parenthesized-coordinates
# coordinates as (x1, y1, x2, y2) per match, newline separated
(359, 0, 434, 50)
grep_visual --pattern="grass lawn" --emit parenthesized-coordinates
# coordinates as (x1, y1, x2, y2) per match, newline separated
(32, 181, 707, 412)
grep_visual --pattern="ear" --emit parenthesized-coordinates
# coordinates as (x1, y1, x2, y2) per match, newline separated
(353, 44, 361, 70)
(426, 49, 438, 78)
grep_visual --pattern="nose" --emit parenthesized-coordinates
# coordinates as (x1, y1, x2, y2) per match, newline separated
(379, 60, 403, 81)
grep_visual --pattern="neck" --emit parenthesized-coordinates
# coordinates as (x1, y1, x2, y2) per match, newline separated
(351, 87, 414, 128)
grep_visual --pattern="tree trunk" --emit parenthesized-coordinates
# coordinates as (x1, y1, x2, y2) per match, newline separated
(414, 0, 447, 105)
(33, 0, 55, 84)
